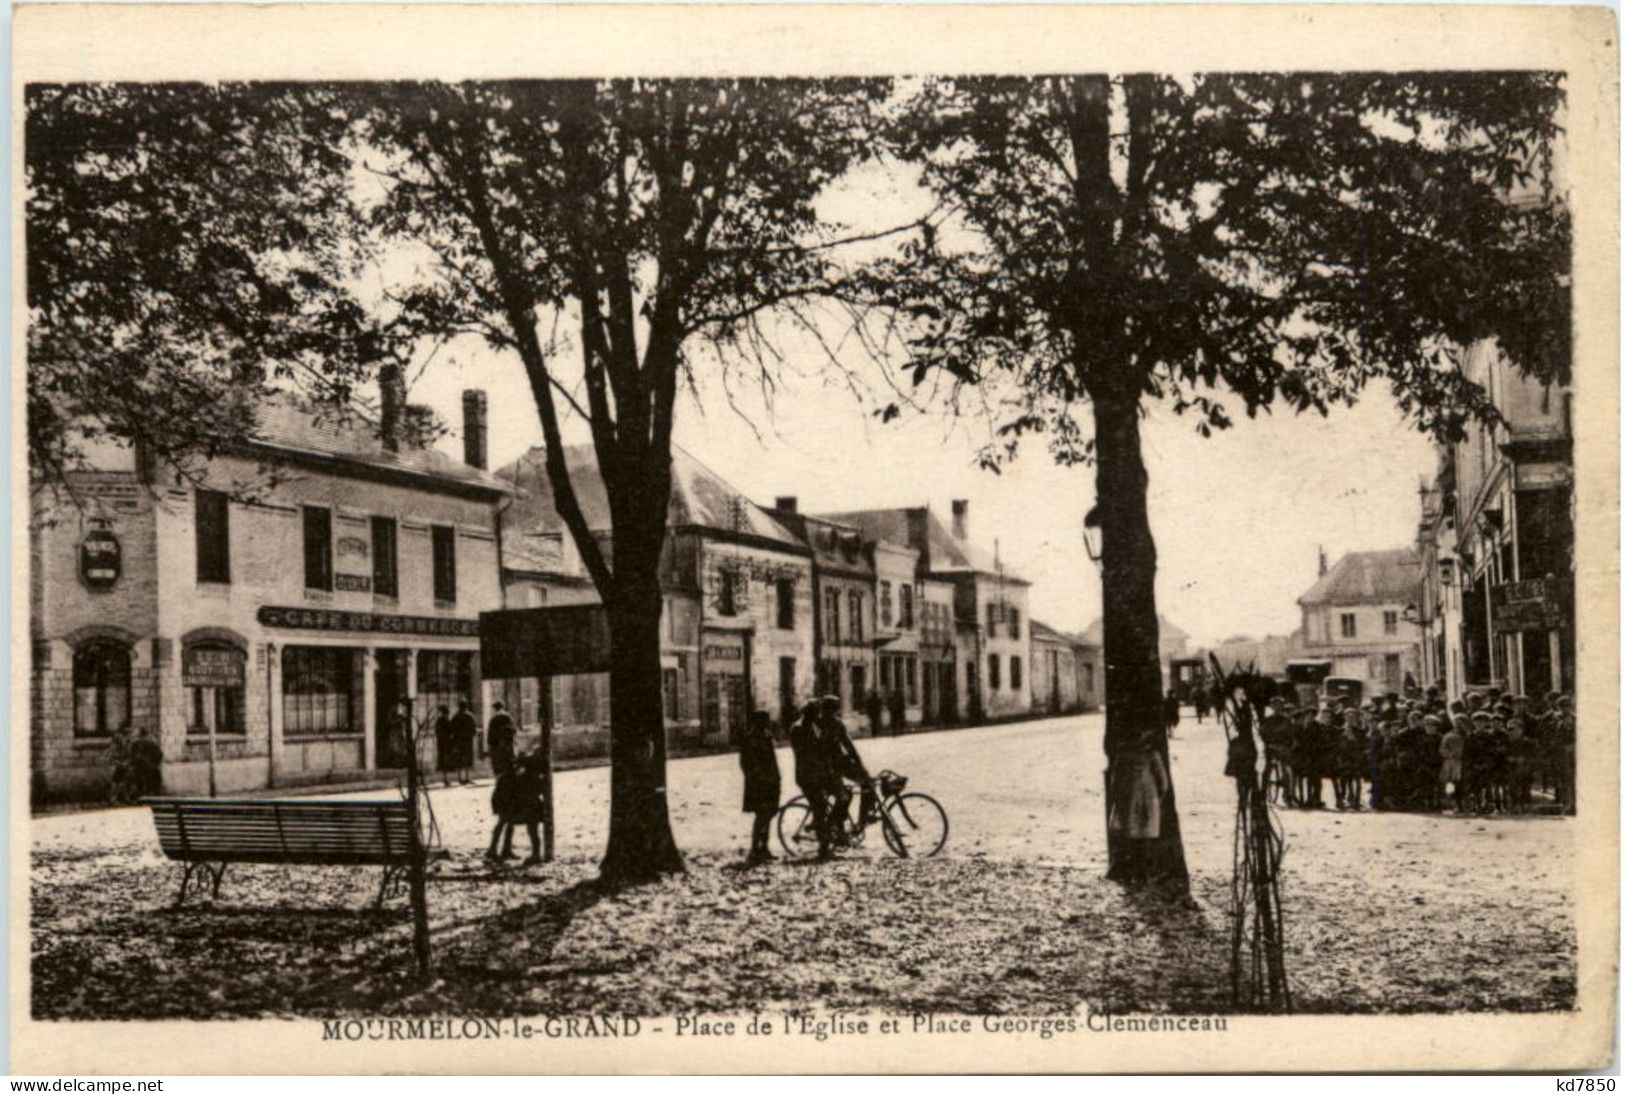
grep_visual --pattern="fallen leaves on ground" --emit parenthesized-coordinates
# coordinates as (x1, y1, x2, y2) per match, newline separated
(31, 842, 1573, 1020)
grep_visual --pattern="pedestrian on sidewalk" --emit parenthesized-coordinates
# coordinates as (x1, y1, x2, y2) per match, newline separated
(738, 709, 781, 865)
(449, 698, 479, 786)
(486, 700, 517, 778)
(433, 705, 455, 787)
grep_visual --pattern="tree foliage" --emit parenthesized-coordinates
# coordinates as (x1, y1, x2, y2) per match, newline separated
(25, 83, 400, 489)
(877, 72, 1569, 458)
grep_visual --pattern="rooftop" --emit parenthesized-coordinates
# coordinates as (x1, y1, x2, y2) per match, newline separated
(812, 506, 1029, 583)
(249, 395, 510, 496)
(1297, 548, 1422, 607)
(497, 444, 807, 553)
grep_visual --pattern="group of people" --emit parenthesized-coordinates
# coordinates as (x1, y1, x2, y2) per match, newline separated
(104, 726, 164, 803)
(1257, 686, 1577, 815)
(480, 700, 551, 865)
(432, 700, 481, 787)
(738, 695, 872, 865)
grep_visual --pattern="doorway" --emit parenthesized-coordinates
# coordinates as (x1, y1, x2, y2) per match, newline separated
(375, 649, 411, 769)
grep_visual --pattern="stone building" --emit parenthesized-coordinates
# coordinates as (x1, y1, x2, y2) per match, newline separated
(496, 445, 816, 752)
(819, 500, 1032, 722)
(1296, 548, 1423, 696)
(1415, 339, 1574, 699)
(30, 392, 508, 804)
(1029, 619, 1082, 715)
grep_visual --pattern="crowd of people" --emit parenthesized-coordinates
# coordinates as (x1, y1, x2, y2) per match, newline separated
(1254, 686, 1577, 815)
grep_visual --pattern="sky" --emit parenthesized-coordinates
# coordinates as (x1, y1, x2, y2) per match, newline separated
(410, 332, 1437, 650)
(391, 155, 1439, 652)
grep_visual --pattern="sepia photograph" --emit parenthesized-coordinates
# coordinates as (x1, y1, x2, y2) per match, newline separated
(10, 3, 1618, 1076)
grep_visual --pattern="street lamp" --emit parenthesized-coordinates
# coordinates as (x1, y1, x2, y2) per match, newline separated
(1082, 509, 1101, 570)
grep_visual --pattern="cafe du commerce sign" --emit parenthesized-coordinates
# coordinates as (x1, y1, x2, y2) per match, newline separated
(79, 522, 122, 590)
(257, 605, 480, 638)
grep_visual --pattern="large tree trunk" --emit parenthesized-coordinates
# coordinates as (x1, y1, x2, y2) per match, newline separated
(599, 547, 686, 884)
(1092, 385, 1190, 890)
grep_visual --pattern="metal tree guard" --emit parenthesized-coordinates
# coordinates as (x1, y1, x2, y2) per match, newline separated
(1209, 655, 1291, 1012)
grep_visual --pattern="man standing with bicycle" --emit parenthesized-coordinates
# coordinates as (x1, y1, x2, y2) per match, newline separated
(789, 701, 836, 861)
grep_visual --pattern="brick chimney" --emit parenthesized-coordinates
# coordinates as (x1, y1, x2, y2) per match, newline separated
(951, 499, 969, 539)
(1318, 546, 1329, 576)
(462, 389, 488, 470)
(379, 363, 405, 453)
(774, 496, 798, 514)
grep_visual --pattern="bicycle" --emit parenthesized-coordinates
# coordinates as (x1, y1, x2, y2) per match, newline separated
(776, 769, 948, 859)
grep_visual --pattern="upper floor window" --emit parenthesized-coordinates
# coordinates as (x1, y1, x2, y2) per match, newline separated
(1008, 606, 1021, 640)
(823, 587, 840, 642)
(1382, 610, 1399, 636)
(302, 506, 332, 592)
(880, 581, 893, 628)
(1340, 612, 1357, 639)
(431, 525, 457, 603)
(73, 639, 131, 738)
(775, 578, 794, 630)
(848, 590, 863, 642)
(899, 583, 914, 629)
(195, 489, 230, 584)
(987, 602, 998, 631)
(717, 567, 739, 617)
(371, 517, 398, 598)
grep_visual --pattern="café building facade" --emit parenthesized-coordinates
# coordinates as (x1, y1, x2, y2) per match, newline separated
(30, 393, 509, 804)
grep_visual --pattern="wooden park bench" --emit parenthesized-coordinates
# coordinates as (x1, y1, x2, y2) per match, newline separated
(145, 797, 423, 908)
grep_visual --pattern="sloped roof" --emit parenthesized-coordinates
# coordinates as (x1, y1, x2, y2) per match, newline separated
(771, 511, 874, 576)
(1030, 619, 1072, 645)
(249, 396, 511, 495)
(1297, 548, 1421, 606)
(1080, 613, 1189, 646)
(497, 444, 806, 552)
(813, 506, 1028, 583)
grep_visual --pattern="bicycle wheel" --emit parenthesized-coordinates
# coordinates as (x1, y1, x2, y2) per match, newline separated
(881, 792, 948, 858)
(776, 797, 822, 858)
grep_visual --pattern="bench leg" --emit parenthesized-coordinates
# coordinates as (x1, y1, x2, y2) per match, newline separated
(175, 863, 196, 907)
(210, 863, 227, 901)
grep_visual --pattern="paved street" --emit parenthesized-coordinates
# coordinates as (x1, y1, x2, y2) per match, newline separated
(32, 713, 1577, 1018)
(35, 711, 1575, 891)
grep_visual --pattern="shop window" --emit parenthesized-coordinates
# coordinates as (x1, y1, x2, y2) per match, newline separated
(282, 646, 356, 736)
(73, 640, 131, 738)
(195, 489, 230, 584)
(432, 525, 457, 603)
(302, 506, 332, 591)
(417, 651, 474, 721)
(185, 642, 245, 737)
(906, 657, 918, 705)
(371, 516, 399, 598)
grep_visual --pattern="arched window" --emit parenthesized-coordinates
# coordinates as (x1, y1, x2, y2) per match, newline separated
(73, 640, 131, 737)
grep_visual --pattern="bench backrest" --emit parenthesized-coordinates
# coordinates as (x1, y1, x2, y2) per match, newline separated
(147, 798, 418, 866)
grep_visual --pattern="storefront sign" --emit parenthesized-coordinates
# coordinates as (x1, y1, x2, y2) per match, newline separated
(480, 604, 612, 678)
(183, 646, 245, 688)
(79, 526, 121, 590)
(333, 573, 373, 593)
(704, 645, 744, 662)
(258, 605, 479, 637)
(1491, 577, 1567, 634)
